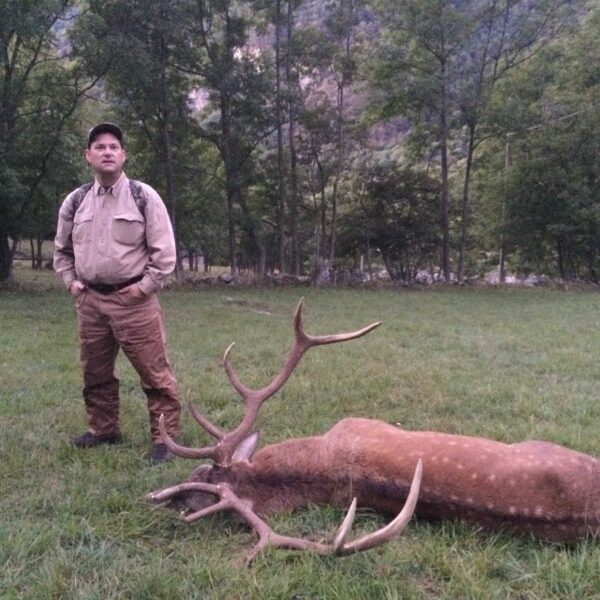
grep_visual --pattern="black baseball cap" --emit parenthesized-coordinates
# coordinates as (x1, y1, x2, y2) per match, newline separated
(87, 122, 124, 148)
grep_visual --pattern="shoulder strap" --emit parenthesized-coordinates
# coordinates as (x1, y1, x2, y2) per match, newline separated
(70, 182, 94, 217)
(71, 180, 147, 218)
(128, 180, 147, 217)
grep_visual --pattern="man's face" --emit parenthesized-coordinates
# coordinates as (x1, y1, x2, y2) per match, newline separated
(85, 133, 126, 177)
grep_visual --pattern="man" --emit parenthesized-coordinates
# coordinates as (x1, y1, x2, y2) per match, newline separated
(54, 122, 180, 464)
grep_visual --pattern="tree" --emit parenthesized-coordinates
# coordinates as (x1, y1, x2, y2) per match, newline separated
(367, 0, 573, 282)
(477, 5, 600, 280)
(370, 0, 467, 281)
(322, 0, 366, 266)
(285, 0, 303, 275)
(20, 124, 84, 268)
(177, 141, 229, 273)
(368, 0, 469, 281)
(352, 164, 440, 281)
(297, 96, 338, 272)
(178, 0, 278, 277)
(267, 0, 287, 273)
(278, 8, 335, 275)
(72, 0, 196, 272)
(453, 0, 573, 283)
(0, 0, 95, 281)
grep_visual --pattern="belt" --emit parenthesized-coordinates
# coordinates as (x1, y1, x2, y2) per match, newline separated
(87, 275, 143, 294)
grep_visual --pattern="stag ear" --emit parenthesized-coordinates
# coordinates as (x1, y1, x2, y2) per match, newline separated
(232, 431, 260, 463)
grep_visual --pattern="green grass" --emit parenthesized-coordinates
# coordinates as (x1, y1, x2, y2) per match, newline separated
(3, 268, 600, 598)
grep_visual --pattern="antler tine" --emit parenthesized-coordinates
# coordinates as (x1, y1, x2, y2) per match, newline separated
(148, 461, 422, 563)
(251, 459, 423, 560)
(147, 481, 220, 504)
(188, 394, 226, 441)
(220, 298, 381, 461)
(158, 413, 219, 460)
(294, 297, 382, 347)
(331, 459, 422, 555)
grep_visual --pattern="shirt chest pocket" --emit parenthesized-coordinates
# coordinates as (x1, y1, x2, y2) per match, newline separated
(113, 212, 145, 246)
(72, 212, 93, 244)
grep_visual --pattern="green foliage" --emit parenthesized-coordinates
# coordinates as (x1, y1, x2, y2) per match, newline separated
(1, 0, 599, 284)
(476, 4, 600, 279)
(72, 0, 197, 228)
(339, 165, 440, 279)
(0, 0, 89, 279)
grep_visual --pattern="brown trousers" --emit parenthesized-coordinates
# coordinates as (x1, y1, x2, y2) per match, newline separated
(75, 288, 180, 442)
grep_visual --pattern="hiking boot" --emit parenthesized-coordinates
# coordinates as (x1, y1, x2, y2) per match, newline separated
(151, 443, 174, 464)
(70, 430, 123, 448)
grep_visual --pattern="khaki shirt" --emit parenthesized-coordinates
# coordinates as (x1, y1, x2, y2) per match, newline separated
(53, 173, 176, 295)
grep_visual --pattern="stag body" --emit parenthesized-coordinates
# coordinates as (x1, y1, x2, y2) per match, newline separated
(169, 417, 600, 543)
(315, 419, 600, 541)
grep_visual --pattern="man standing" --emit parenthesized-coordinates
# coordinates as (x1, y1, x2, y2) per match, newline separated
(54, 122, 180, 464)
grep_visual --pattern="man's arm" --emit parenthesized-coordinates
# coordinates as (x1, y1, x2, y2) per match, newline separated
(137, 184, 177, 295)
(53, 194, 79, 291)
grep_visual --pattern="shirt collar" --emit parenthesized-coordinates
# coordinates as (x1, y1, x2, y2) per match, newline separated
(94, 172, 127, 197)
(97, 184, 112, 196)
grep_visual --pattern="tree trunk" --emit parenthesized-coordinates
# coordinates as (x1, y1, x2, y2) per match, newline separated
(275, 0, 286, 274)
(225, 173, 239, 277)
(457, 124, 476, 283)
(440, 58, 451, 282)
(0, 202, 14, 280)
(287, 0, 300, 276)
(219, 84, 239, 277)
(0, 219, 12, 281)
(499, 135, 511, 283)
(289, 111, 299, 275)
(36, 236, 44, 269)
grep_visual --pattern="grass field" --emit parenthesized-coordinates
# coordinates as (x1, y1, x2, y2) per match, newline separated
(2, 268, 600, 599)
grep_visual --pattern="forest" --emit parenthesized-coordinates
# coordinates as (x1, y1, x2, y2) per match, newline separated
(1, 0, 598, 284)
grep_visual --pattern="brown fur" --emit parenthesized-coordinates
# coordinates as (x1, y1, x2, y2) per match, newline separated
(171, 417, 600, 542)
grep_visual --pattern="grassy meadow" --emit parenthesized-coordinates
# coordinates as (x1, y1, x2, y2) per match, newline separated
(3, 267, 600, 598)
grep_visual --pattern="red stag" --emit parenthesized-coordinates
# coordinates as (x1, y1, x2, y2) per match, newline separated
(148, 299, 600, 560)
(148, 299, 421, 560)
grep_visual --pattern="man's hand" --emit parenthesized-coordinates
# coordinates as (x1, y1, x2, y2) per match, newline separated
(69, 280, 86, 297)
(121, 283, 147, 300)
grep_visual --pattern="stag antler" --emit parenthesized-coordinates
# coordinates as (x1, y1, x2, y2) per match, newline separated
(148, 459, 422, 562)
(160, 298, 381, 464)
